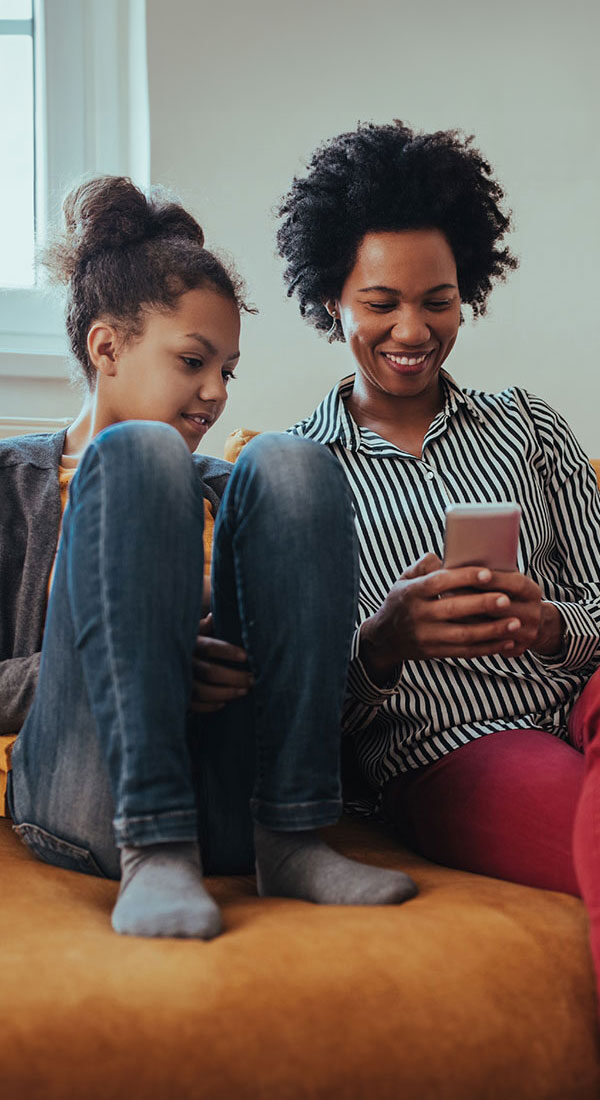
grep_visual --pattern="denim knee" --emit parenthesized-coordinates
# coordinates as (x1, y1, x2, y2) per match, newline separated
(232, 432, 349, 516)
(75, 421, 194, 503)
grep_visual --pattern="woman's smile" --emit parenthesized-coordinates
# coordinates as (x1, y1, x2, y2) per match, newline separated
(380, 348, 437, 375)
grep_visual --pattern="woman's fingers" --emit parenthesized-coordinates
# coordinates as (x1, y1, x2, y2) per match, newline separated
(418, 614, 520, 652)
(432, 590, 514, 621)
(400, 552, 443, 580)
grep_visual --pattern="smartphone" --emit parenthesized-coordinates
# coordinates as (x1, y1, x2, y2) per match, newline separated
(443, 503, 521, 572)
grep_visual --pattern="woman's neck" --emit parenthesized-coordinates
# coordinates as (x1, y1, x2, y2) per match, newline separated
(346, 376, 444, 457)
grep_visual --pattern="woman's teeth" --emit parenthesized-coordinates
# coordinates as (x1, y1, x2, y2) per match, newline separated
(383, 352, 429, 366)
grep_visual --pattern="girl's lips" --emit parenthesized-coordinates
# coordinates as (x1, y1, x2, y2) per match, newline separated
(181, 413, 213, 435)
(380, 349, 435, 375)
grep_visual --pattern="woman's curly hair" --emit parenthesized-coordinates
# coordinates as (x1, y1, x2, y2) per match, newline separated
(43, 175, 252, 387)
(276, 120, 518, 341)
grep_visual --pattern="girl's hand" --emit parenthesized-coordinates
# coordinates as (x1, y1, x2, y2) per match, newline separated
(190, 613, 253, 713)
(359, 553, 527, 684)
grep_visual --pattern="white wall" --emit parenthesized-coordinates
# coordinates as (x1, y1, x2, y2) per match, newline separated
(5, 0, 598, 458)
(146, 0, 600, 458)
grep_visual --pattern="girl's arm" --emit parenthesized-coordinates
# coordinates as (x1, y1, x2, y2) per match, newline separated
(0, 653, 41, 735)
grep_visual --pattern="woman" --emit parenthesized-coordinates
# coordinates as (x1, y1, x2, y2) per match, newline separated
(1, 175, 416, 940)
(277, 121, 600, 996)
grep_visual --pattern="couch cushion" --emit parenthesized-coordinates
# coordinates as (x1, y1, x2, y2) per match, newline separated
(2, 815, 599, 1098)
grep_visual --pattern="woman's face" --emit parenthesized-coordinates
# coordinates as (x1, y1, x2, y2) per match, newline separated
(331, 228, 461, 404)
(91, 286, 241, 452)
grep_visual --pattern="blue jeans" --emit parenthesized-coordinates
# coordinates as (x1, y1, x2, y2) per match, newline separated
(7, 423, 358, 878)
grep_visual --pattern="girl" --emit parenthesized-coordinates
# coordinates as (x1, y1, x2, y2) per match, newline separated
(1, 175, 415, 939)
(277, 121, 600, 1003)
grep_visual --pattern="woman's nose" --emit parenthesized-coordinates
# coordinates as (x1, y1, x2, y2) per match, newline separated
(390, 309, 430, 345)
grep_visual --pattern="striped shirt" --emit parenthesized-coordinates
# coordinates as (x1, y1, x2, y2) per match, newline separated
(290, 371, 600, 794)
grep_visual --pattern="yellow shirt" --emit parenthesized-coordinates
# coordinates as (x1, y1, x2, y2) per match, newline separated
(1, 467, 216, 816)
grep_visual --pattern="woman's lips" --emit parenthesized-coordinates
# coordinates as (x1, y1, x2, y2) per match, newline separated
(380, 349, 435, 375)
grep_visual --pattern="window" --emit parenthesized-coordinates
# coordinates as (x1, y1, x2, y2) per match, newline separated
(0, 0, 35, 288)
(0, 0, 149, 377)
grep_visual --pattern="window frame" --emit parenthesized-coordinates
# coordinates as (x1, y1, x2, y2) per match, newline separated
(0, 0, 149, 381)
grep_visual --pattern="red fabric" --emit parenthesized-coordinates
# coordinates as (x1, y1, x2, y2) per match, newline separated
(382, 668, 600, 999)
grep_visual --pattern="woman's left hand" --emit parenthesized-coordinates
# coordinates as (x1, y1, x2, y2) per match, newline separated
(189, 613, 253, 713)
(478, 571, 563, 657)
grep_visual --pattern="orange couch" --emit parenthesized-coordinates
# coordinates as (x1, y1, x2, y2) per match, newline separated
(2, 440, 600, 1098)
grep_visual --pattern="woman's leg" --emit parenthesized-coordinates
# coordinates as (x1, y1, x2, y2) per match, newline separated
(568, 669, 600, 998)
(204, 432, 417, 903)
(381, 728, 583, 895)
(10, 421, 220, 936)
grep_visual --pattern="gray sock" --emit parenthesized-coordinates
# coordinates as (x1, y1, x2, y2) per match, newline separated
(111, 840, 222, 939)
(254, 823, 418, 906)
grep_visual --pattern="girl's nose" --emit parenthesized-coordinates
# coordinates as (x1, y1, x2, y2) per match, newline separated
(197, 367, 228, 403)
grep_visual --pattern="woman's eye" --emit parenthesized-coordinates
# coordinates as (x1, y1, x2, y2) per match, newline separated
(426, 300, 451, 310)
(366, 302, 396, 312)
(222, 370, 237, 384)
(182, 356, 204, 370)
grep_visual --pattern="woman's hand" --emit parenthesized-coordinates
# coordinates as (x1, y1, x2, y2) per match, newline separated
(359, 553, 528, 685)
(472, 570, 564, 658)
(189, 613, 253, 713)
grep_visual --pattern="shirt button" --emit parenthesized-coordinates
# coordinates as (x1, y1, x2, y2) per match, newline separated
(425, 469, 435, 480)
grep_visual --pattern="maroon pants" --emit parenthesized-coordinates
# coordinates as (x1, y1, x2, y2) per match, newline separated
(382, 667, 600, 995)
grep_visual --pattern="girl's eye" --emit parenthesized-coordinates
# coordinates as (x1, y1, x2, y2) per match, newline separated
(366, 302, 396, 312)
(426, 300, 451, 310)
(222, 370, 237, 384)
(182, 356, 204, 370)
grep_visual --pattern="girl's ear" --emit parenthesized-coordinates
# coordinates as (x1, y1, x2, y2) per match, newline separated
(324, 299, 338, 319)
(87, 321, 120, 378)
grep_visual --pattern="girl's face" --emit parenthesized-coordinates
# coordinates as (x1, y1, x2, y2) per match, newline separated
(91, 286, 241, 452)
(330, 228, 461, 404)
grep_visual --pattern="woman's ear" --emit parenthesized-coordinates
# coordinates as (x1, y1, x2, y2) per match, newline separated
(87, 321, 120, 378)
(324, 299, 338, 319)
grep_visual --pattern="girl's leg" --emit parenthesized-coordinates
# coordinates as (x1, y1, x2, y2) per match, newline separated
(9, 421, 220, 937)
(206, 432, 416, 904)
(381, 728, 583, 896)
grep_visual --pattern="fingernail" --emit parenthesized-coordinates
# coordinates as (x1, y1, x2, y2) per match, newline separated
(496, 596, 509, 608)
(507, 619, 521, 631)
(478, 569, 492, 582)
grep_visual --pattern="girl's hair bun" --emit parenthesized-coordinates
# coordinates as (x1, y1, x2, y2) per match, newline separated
(42, 172, 252, 389)
(45, 175, 205, 283)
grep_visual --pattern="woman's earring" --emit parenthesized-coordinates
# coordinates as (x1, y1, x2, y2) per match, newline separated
(326, 313, 338, 342)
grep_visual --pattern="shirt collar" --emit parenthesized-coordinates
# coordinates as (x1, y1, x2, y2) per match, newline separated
(294, 370, 481, 452)
(439, 370, 483, 423)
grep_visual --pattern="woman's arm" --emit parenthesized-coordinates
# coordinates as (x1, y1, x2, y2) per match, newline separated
(341, 555, 522, 736)
(524, 393, 600, 671)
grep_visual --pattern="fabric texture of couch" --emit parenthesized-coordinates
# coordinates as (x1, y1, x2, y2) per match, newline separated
(2, 437, 600, 1097)
(2, 812, 600, 1099)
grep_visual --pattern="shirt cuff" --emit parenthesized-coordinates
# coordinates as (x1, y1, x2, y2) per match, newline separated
(533, 602, 600, 671)
(347, 623, 403, 704)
